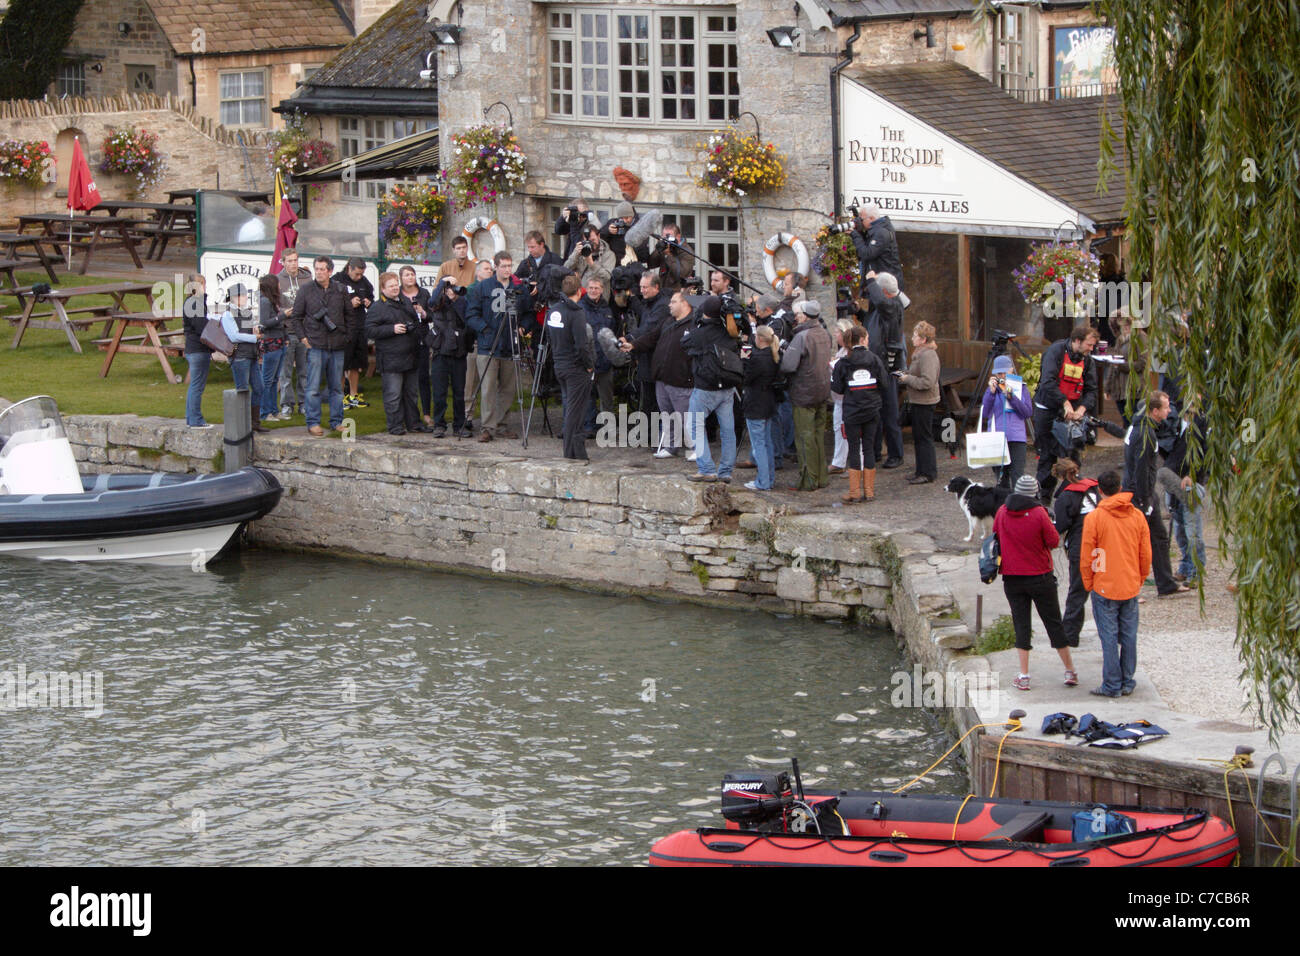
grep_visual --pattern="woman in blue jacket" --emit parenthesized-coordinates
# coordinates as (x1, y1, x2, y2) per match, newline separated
(980, 354, 1033, 488)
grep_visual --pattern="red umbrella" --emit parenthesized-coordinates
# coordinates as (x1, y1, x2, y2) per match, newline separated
(269, 197, 298, 275)
(65, 138, 102, 269)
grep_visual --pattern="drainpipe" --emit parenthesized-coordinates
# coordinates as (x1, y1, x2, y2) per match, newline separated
(829, 22, 861, 218)
(187, 55, 197, 107)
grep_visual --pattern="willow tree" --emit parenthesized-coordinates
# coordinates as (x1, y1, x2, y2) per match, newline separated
(1098, 2, 1300, 739)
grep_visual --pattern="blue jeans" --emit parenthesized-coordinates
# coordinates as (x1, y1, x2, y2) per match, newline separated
(231, 355, 263, 411)
(778, 397, 795, 454)
(185, 352, 210, 425)
(305, 347, 345, 428)
(689, 388, 736, 478)
(1091, 593, 1139, 695)
(1168, 488, 1206, 580)
(746, 417, 777, 489)
(260, 347, 286, 417)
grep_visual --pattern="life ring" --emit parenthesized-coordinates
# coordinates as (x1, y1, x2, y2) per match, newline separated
(762, 232, 811, 289)
(462, 216, 507, 256)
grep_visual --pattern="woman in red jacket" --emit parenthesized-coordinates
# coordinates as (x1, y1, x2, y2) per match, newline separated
(993, 475, 1077, 691)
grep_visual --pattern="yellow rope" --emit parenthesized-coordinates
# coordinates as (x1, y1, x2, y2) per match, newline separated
(951, 793, 976, 841)
(1196, 752, 1285, 863)
(987, 719, 1024, 798)
(892, 716, 1023, 794)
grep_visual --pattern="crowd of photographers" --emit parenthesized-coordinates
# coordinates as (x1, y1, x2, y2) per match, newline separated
(183, 200, 940, 494)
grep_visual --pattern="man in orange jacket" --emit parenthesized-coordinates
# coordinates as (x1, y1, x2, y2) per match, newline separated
(1080, 469, 1153, 697)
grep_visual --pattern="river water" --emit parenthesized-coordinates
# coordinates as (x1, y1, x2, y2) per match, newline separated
(0, 550, 963, 865)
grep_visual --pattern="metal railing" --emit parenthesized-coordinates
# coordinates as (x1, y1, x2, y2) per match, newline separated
(1005, 82, 1120, 104)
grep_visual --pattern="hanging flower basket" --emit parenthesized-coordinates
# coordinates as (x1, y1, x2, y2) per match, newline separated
(267, 112, 336, 202)
(99, 127, 167, 195)
(441, 124, 526, 211)
(695, 128, 787, 201)
(0, 139, 51, 192)
(378, 182, 448, 260)
(812, 224, 861, 289)
(1013, 240, 1100, 318)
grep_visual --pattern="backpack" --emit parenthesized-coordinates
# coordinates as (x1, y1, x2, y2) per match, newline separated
(978, 532, 1001, 584)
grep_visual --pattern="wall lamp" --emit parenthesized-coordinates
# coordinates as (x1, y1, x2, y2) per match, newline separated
(766, 26, 799, 49)
(118, 21, 132, 38)
(430, 24, 462, 46)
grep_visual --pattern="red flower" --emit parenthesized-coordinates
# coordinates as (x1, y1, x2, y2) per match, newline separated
(1045, 267, 1055, 277)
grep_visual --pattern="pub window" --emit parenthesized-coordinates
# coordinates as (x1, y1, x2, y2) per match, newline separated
(546, 203, 738, 273)
(339, 117, 436, 202)
(548, 5, 739, 126)
(994, 5, 1037, 92)
(219, 70, 266, 127)
(56, 62, 86, 97)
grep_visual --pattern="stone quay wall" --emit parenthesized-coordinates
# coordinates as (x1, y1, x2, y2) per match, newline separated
(60, 412, 985, 687)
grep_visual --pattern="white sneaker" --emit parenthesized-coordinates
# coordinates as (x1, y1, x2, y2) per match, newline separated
(744, 480, 759, 490)
(686, 450, 698, 462)
(653, 448, 673, 459)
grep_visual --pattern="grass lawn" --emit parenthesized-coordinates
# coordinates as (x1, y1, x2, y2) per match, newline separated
(0, 271, 421, 437)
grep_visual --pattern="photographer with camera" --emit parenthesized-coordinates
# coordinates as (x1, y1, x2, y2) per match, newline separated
(366, 272, 429, 436)
(289, 255, 348, 437)
(515, 231, 563, 317)
(1123, 390, 1190, 597)
(466, 251, 528, 442)
(555, 199, 594, 259)
(334, 257, 374, 410)
(564, 223, 615, 302)
(849, 202, 905, 293)
(1032, 324, 1100, 501)
(397, 265, 434, 427)
(426, 278, 472, 438)
(682, 295, 744, 483)
(861, 271, 906, 469)
(600, 201, 639, 263)
(981, 354, 1034, 488)
(644, 222, 695, 294)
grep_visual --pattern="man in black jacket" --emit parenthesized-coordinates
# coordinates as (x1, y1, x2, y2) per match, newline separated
(624, 281, 693, 457)
(1123, 390, 1189, 597)
(289, 256, 347, 436)
(682, 295, 743, 483)
(862, 270, 905, 468)
(851, 203, 904, 292)
(1033, 325, 1100, 500)
(630, 271, 669, 417)
(426, 279, 471, 438)
(334, 257, 374, 409)
(549, 274, 595, 461)
(365, 272, 430, 436)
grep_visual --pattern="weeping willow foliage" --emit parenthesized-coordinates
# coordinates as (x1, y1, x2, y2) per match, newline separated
(1099, 1, 1300, 739)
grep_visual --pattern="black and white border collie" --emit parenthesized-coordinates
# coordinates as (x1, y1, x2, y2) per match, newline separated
(945, 476, 1013, 542)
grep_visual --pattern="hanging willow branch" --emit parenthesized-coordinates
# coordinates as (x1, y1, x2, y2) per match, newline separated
(1099, 1, 1300, 741)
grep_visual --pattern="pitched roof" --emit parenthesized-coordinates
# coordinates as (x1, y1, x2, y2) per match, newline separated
(845, 61, 1126, 225)
(148, 0, 353, 56)
(296, 0, 429, 89)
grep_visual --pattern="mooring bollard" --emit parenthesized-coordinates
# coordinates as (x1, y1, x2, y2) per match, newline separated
(222, 388, 252, 472)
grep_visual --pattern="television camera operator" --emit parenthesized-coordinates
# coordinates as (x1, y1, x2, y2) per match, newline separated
(564, 223, 615, 301)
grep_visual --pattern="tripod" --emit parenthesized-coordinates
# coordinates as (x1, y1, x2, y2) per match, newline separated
(462, 289, 529, 442)
(961, 330, 1035, 442)
(522, 303, 558, 448)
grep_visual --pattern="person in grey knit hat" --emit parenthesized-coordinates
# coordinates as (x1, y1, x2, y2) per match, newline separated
(1015, 474, 1040, 497)
(601, 201, 639, 262)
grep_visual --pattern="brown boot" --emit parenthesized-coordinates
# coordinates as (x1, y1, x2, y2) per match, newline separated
(862, 468, 876, 501)
(841, 469, 862, 504)
(251, 405, 269, 433)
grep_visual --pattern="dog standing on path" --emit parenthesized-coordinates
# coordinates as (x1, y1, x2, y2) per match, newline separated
(946, 475, 1013, 542)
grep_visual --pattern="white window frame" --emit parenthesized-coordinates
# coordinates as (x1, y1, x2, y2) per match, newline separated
(219, 69, 267, 127)
(338, 116, 437, 203)
(546, 5, 739, 127)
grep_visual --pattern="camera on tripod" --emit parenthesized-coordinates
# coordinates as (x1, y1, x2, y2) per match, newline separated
(991, 329, 1018, 347)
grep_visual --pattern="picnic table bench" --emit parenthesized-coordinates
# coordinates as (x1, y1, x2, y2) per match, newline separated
(0, 231, 59, 283)
(166, 188, 271, 205)
(17, 213, 143, 273)
(96, 312, 185, 383)
(4, 281, 157, 353)
(89, 201, 197, 260)
(939, 367, 980, 417)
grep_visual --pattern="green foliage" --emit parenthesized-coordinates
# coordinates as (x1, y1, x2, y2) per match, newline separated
(0, 0, 85, 100)
(1100, 1, 1300, 741)
(974, 615, 1016, 656)
(691, 560, 710, 587)
(1015, 353, 1041, 396)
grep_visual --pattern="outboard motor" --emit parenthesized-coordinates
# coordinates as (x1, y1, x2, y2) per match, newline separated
(721, 770, 792, 829)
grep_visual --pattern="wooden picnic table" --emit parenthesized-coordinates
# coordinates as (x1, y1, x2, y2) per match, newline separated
(0, 231, 59, 283)
(939, 367, 980, 417)
(16, 213, 143, 273)
(88, 202, 197, 260)
(96, 312, 184, 383)
(166, 188, 271, 204)
(5, 280, 157, 353)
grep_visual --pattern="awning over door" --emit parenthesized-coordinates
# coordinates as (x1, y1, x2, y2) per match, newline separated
(294, 128, 440, 184)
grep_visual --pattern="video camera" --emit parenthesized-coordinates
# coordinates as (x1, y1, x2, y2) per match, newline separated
(1086, 415, 1128, 440)
(682, 275, 705, 294)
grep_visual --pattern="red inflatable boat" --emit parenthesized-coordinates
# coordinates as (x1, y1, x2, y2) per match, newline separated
(649, 766, 1238, 868)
